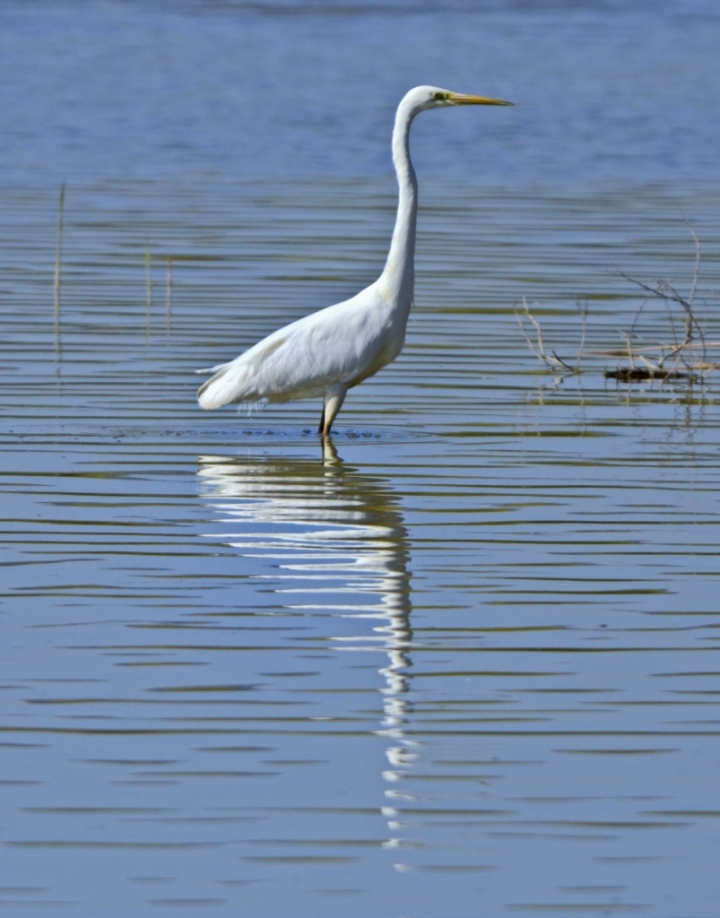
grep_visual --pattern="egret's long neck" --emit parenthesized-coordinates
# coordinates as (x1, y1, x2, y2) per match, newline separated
(380, 99, 418, 308)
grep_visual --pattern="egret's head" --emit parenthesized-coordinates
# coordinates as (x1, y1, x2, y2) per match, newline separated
(405, 85, 513, 115)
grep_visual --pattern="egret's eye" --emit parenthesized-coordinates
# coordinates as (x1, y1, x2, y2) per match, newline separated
(432, 91, 450, 101)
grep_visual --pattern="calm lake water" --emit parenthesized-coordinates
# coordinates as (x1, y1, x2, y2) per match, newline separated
(2, 1, 720, 915)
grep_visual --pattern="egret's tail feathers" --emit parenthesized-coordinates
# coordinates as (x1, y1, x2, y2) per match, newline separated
(195, 363, 227, 375)
(197, 363, 234, 409)
(197, 361, 259, 410)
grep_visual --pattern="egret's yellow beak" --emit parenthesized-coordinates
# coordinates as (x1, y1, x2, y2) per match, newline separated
(449, 92, 513, 106)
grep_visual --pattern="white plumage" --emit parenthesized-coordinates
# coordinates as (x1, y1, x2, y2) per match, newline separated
(197, 85, 511, 435)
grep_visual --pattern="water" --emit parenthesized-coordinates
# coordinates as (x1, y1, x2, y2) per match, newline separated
(2, 2, 720, 915)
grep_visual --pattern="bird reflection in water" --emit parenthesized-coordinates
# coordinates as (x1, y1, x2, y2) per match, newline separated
(197, 437, 416, 844)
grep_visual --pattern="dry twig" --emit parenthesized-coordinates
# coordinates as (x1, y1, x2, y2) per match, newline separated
(516, 297, 580, 374)
(520, 228, 718, 384)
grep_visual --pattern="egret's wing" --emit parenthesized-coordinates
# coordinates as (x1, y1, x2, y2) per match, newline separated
(197, 286, 390, 410)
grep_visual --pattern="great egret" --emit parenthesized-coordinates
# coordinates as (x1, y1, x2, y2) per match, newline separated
(197, 85, 512, 434)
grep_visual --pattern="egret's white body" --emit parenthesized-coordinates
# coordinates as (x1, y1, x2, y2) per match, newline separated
(197, 85, 511, 434)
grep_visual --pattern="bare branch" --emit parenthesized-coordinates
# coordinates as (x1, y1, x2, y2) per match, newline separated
(520, 227, 715, 386)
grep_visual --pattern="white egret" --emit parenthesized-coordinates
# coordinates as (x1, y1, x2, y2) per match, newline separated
(197, 85, 512, 434)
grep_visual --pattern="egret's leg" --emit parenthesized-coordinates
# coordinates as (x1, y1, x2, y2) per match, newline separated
(318, 407, 325, 434)
(321, 384, 347, 436)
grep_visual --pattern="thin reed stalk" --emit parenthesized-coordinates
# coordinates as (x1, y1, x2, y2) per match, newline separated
(54, 182, 66, 354)
(145, 241, 152, 336)
(166, 256, 172, 331)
